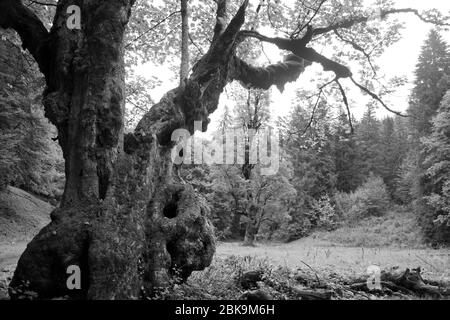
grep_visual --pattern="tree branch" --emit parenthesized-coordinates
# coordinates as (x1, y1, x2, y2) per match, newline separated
(0, 0, 50, 76)
(212, 0, 228, 43)
(180, 0, 190, 86)
(313, 8, 450, 36)
(27, 0, 56, 6)
(230, 54, 309, 92)
(291, 0, 328, 38)
(239, 30, 352, 78)
(334, 29, 377, 76)
(125, 10, 181, 49)
(350, 77, 408, 117)
(335, 79, 354, 133)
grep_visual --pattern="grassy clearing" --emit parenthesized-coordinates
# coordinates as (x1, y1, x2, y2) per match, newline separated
(170, 245, 450, 300)
(1, 189, 449, 300)
(315, 209, 425, 249)
(215, 239, 450, 282)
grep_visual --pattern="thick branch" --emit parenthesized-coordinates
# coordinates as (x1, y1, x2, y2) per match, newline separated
(0, 0, 50, 76)
(212, 0, 228, 42)
(230, 54, 310, 92)
(239, 30, 352, 78)
(219, 0, 249, 48)
(133, 1, 252, 147)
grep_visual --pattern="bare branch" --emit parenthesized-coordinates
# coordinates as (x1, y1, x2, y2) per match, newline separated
(189, 32, 204, 55)
(125, 10, 181, 49)
(292, 0, 328, 38)
(266, 0, 291, 37)
(335, 79, 354, 133)
(350, 77, 409, 118)
(333, 30, 377, 77)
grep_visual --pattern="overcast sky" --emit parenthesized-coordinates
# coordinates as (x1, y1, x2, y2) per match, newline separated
(140, 0, 450, 131)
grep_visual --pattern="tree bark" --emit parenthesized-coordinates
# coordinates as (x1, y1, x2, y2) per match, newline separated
(3, 0, 216, 300)
(243, 222, 257, 246)
(179, 0, 190, 87)
(229, 212, 243, 239)
(243, 205, 258, 246)
(2, 0, 310, 299)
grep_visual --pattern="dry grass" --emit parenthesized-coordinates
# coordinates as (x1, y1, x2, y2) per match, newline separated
(215, 238, 450, 283)
(315, 209, 425, 249)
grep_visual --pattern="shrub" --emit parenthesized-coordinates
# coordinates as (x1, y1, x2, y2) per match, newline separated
(419, 180, 450, 245)
(310, 195, 338, 230)
(164, 255, 317, 300)
(273, 217, 311, 243)
(336, 175, 390, 220)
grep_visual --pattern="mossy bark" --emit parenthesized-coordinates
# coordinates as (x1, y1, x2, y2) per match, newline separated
(6, 0, 215, 300)
(2, 0, 309, 299)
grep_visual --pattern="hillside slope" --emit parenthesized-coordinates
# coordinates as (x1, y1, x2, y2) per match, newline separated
(0, 186, 53, 244)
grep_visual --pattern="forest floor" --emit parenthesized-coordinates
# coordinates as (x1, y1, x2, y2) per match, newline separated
(0, 187, 449, 299)
(216, 238, 450, 283)
(214, 210, 450, 282)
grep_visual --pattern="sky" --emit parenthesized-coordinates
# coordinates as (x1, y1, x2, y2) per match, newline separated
(138, 0, 450, 131)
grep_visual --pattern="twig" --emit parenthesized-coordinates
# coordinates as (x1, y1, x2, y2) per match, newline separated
(335, 79, 354, 133)
(299, 260, 321, 285)
(350, 77, 409, 117)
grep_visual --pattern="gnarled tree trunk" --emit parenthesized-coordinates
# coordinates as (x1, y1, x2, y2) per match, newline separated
(1, 0, 216, 300)
(1, 0, 309, 299)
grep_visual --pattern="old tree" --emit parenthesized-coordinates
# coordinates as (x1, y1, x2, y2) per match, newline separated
(0, 0, 448, 299)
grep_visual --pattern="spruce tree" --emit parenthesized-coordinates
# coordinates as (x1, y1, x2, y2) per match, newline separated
(355, 104, 382, 179)
(421, 91, 450, 244)
(332, 110, 361, 193)
(408, 29, 450, 137)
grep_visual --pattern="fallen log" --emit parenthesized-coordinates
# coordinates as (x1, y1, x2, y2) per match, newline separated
(291, 287, 334, 300)
(350, 267, 448, 298)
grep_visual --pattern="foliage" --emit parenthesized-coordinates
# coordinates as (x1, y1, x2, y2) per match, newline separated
(208, 161, 296, 241)
(408, 29, 450, 137)
(420, 91, 450, 244)
(163, 255, 320, 300)
(0, 30, 64, 200)
(402, 30, 450, 245)
(310, 195, 338, 230)
(332, 110, 361, 193)
(315, 209, 425, 248)
(395, 151, 422, 204)
(335, 175, 390, 220)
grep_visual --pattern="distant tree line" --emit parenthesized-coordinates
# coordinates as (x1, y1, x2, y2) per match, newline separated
(181, 29, 450, 246)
